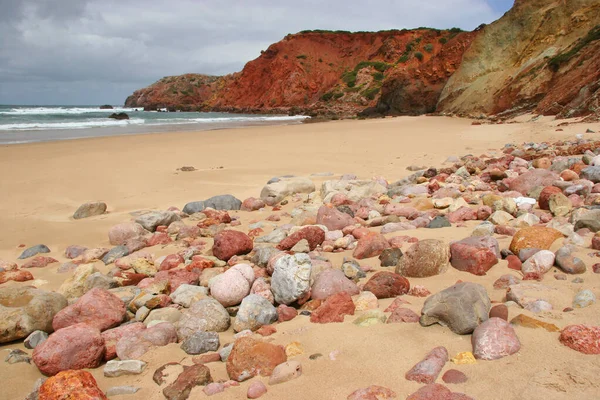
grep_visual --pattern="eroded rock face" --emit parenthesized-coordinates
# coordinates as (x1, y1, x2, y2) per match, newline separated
(0, 287, 67, 344)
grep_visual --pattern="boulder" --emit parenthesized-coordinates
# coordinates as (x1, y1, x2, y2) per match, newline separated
(508, 226, 563, 255)
(362, 272, 410, 299)
(471, 318, 520, 360)
(450, 236, 499, 276)
(73, 202, 107, 219)
(52, 288, 126, 332)
(395, 239, 449, 277)
(38, 370, 107, 399)
(509, 169, 558, 196)
(177, 298, 231, 340)
(271, 253, 312, 305)
(226, 337, 287, 381)
(212, 230, 253, 261)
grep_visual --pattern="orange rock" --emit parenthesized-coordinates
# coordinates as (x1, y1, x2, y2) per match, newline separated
(510, 314, 560, 332)
(38, 370, 107, 400)
(508, 226, 563, 255)
(226, 337, 287, 381)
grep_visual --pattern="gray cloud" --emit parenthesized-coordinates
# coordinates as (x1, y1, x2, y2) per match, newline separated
(0, 0, 510, 105)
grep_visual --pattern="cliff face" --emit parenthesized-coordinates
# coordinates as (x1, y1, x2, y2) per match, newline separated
(437, 0, 600, 119)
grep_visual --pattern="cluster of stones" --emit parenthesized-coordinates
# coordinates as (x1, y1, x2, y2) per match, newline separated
(2, 137, 600, 399)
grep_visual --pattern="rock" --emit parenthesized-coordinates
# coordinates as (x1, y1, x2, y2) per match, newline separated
(18, 244, 51, 259)
(489, 305, 508, 321)
(353, 309, 387, 326)
(363, 271, 410, 299)
(521, 250, 555, 276)
(84, 272, 116, 292)
(509, 169, 558, 196)
(24, 330, 49, 349)
(506, 255, 522, 271)
(379, 248, 403, 267)
(352, 232, 391, 259)
(271, 253, 312, 305)
(347, 385, 397, 400)
(177, 298, 231, 340)
(420, 282, 490, 335)
(116, 322, 177, 360)
(21, 256, 58, 268)
(102, 246, 129, 265)
(0, 287, 67, 344)
(277, 226, 325, 251)
(109, 112, 129, 119)
(341, 259, 366, 281)
(508, 226, 563, 255)
(472, 317, 521, 360)
(163, 364, 213, 400)
(102, 322, 146, 361)
(427, 216, 451, 229)
(548, 193, 572, 217)
(247, 381, 268, 398)
(581, 166, 600, 183)
(0, 268, 34, 284)
(105, 386, 140, 396)
(233, 294, 278, 332)
(405, 346, 448, 384)
(241, 197, 266, 211)
(33, 323, 105, 376)
(396, 239, 449, 277)
(538, 186, 563, 210)
(573, 289, 596, 308)
(506, 282, 552, 310)
(555, 246, 586, 274)
(260, 177, 315, 205)
(450, 236, 499, 276)
(57, 263, 98, 299)
(354, 291, 379, 311)
(38, 370, 107, 400)
(493, 274, 520, 289)
(310, 292, 356, 323)
(73, 202, 107, 219)
(442, 369, 468, 384)
(104, 360, 147, 377)
(387, 307, 420, 323)
(209, 267, 251, 307)
(311, 269, 359, 300)
(277, 305, 298, 322)
(226, 337, 287, 381)
(268, 361, 302, 385)
(317, 205, 355, 231)
(212, 230, 253, 261)
(171, 284, 208, 307)
(181, 331, 220, 355)
(407, 384, 473, 400)
(145, 307, 182, 326)
(52, 287, 125, 332)
(509, 314, 559, 332)
(135, 211, 180, 232)
(5, 348, 31, 364)
(108, 222, 147, 246)
(488, 210, 514, 225)
(559, 325, 600, 354)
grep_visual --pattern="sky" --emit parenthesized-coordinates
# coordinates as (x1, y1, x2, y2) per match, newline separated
(0, 0, 514, 105)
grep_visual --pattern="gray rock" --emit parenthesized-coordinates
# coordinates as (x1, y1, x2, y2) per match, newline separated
(24, 377, 46, 400)
(420, 282, 491, 335)
(232, 294, 278, 332)
(103, 246, 130, 265)
(73, 202, 107, 219)
(379, 248, 403, 267)
(24, 330, 48, 349)
(106, 386, 141, 396)
(183, 200, 206, 214)
(255, 229, 288, 244)
(177, 298, 231, 340)
(170, 284, 208, 307)
(573, 289, 596, 308)
(427, 216, 451, 229)
(204, 194, 242, 210)
(573, 209, 600, 232)
(84, 272, 117, 292)
(555, 246, 586, 274)
(271, 254, 312, 305)
(219, 343, 233, 361)
(180, 331, 220, 355)
(261, 177, 316, 205)
(5, 349, 31, 364)
(135, 211, 180, 232)
(518, 248, 541, 262)
(104, 359, 147, 377)
(341, 259, 366, 281)
(18, 244, 50, 260)
(580, 166, 600, 183)
(251, 246, 282, 268)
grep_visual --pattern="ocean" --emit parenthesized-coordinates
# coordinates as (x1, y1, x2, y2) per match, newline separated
(0, 105, 308, 144)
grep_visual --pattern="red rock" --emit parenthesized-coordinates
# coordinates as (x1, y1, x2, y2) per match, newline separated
(212, 230, 253, 261)
(247, 381, 268, 399)
(226, 337, 287, 381)
(352, 232, 391, 259)
(277, 226, 325, 251)
(316, 205, 355, 231)
(101, 322, 146, 361)
(593, 263, 600, 273)
(160, 254, 184, 271)
(33, 323, 105, 376)
(442, 369, 468, 384)
(538, 186, 563, 210)
(350, 227, 370, 239)
(407, 383, 473, 400)
(147, 232, 172, 246)
(509, 170, 559, 196)
(363, 271, 410, 299)
(52, 288, 126, 332)
(506, 255, 522, 271)
(153, 269, 199, 292)
(202, 209, 232, 223)
(177, 225, 200, 239)
(559, 325, 600, 354)
(347, 385, 397, 400)
(310, 292, 356, 323)
(64, 245, 88, 259)
(409, 285, 431, 297)
(108, 222, 147, 246)
(405, 346, 448, 384)
(387, 307, 420, 323)
(0, 269, 34, 284)
(256, 325, 277, 336)
(384, 297, 411, 312)
(447, 207, 477, 223)
(472, 318, 521, 360)
(388, 235, 418, 248)
(241, 197, 266, 211)
(21, 256, 58, 268)
(450, 236, 499, 276)
(116, 322, 178, 360)
(192, 352, 222, 364)
(38, 370, 107, 400)
(163, 364, 213, 400)
(561, 170, 579, 181)
(489, 304, 508, 321)
(476, 206, 492, 220)
(186, 255, 215, 271)
(277, 304, 298, 322)
(494, 225, 516, 236)
(113, 270, 148, 286)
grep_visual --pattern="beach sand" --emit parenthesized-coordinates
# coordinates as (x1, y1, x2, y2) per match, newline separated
(1, 115, 599, 399)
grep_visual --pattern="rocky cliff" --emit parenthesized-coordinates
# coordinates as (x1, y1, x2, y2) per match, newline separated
(437, 0, 600, 119)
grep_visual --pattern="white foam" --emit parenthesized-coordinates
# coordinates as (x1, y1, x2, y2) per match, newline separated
(0, 107, 136, 115)
(0, 118, 145, 131)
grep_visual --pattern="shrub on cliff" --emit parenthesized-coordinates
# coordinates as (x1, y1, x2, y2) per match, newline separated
(415, 52, 424, 61)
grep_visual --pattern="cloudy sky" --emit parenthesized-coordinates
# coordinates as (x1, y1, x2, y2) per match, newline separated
(0, 0, 513, 105)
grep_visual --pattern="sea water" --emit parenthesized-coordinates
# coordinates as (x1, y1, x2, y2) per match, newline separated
(0, 105, 308, 144)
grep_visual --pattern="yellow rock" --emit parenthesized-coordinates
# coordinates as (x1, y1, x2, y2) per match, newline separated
(285, 342, 304, 358)
(450, 352, 477, 364)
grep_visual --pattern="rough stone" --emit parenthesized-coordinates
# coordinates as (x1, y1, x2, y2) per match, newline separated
(363, 271, 410, 299)
(226, 337, 287, 381)
(472, 318, 521, 360)
(52, 287, 125, 332)
(395, 239, 450, 277)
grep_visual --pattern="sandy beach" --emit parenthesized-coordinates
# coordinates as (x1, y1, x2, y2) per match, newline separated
(1, 115, 600, 400)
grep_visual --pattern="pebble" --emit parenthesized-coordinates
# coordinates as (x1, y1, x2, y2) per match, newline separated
(573, 289, 596, 308)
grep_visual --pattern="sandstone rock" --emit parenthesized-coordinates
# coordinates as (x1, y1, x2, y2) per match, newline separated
(21, 256, 58, 268)
(163, 364, 213, 400)
(559, 325, 600, 354)
(212, 230, 253, 261)
(177, 298, 231, 340)
(450, 236, 499, 275)
(0, 287, 67, 344)
(509, 226, 563, 255)
(509, 314, 559, 332)
(420, 282, 490, 335)
(73, 202, 107, 219)
(57, 263, 98, 299)
(352, 232, 391, 259)
(52, 287, 125, 332)
(310, 292, 356, 323)
(311, 269, 359, 300)
(104, 359, 147, 377)
(271, 253, 312, 305)
(538, 186, 562, 210)
(277, 226, 325, 251)
(144, 307, 182, 326)
(233, 294, 278, 332)
(38, 370, 107, 400)
(226, 337, 287, 381)
(0, 268, 34, 284)
(548, 193, 571, 217)
(363, 271, 410, 299)
(353, 309, 387, 326)
(241, 197, 266, 211)
(354, 291, 379, 311)
(472, 317, 521, 360)
(405, 346, 448, 384)
(555, 246, 586, 274)
(108, 222, 147, 246)
(171, 284, 208, 307)
(509, 169, 558, 196)
(396, 239, 449, 277)
(442, 369, 468, 384)
(33, 323, 105, 376)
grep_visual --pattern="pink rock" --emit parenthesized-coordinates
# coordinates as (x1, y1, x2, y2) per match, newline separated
(251, 277, 274, 304)
(489, 304, 508, 321)
(241, 197, 265, 211)
(492, 274, 520, 289)
(210, 268, 251, 307)
(311, 269, 360, 300)
(387, 307, 420, 323)
(442, 369, 468, 384)
(159, 254, 184, 271)
(52, 287, 126, 332)
(405, 346, 448, 384)
(407, 384, 473, 400)
(384, 204, 418, 218)
(277, 226, 325, 251)
(203, 382, 225, 396)
(64, 245, 88, 259)
(116, 322, 178, 360)
(363, 272, 410, 299)
(277, 304, 298, 322)
(316, 205, 355, 231)
(509, 170, 559, 196)
(310, 292, 356, 323)
(384, 297, 411, 312)
(108, 222, 147, 246)
(101, 322, 146, 361)
(247, 381, 268, 399)
(409, 285, 431, 297)
(476, 206, 492, 220)
(347, 385, 397, 400)
(21, 256, 59, 268)
(388, 235, 418, 248)
(472, 317, 521, 360)
(147, 232, 172, 246)
(494, 225, 516, 236)
(506, 255, 522, 271)
(450, 236, 499, 276)
(521, 250, 555, 275)
(33, 323, 105, 376)
(154, 269, 199, 292)
(212, 230, 253, 261)
(447, 207, 477, 223)
(559, 325, 600, 354)
(353, 232, 391, 259)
